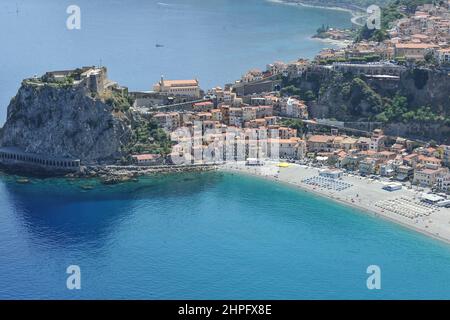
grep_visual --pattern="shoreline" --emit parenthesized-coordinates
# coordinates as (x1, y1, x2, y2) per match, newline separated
(220, 162, 450, 246)
(310, 36, 352, 48)
(4, 162, 450, 246)
(268, 0, 366, 21)
(269, 0, 366, 46)
(0, 164, 219, 184)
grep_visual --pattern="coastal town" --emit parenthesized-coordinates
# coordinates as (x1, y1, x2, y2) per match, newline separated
(122, 2, 450, 195)
(5, 0, 450, 302)
(1, 0, 450, 241)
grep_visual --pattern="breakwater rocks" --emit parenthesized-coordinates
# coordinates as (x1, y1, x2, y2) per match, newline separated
(74, 164, 220, 184)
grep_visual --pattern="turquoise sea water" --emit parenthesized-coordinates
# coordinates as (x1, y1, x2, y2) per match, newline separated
(1, 172, 450, 299)
(0, 0, 351, 122)
(2, 0, 450, 300)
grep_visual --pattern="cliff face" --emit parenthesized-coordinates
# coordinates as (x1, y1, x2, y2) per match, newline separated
(0, 81, 133, 164)
(283, 66, 450, 142)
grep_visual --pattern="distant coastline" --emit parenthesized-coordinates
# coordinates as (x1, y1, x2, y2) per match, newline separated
(269, 0, 367, 47)
(309, 36, 352, 48)
(268, 0, 367, 26)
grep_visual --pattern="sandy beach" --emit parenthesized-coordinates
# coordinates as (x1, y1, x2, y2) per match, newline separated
(221, 162, 450, 245)
(269, 0, 367, 26)
(310, 36, 352, 48)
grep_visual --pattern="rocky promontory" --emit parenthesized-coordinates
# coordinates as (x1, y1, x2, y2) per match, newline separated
(0, 67, 134, 164)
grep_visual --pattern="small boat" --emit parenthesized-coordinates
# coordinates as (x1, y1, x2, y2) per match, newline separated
(16, 178, 30, 184)
(155, 44, 164, 48)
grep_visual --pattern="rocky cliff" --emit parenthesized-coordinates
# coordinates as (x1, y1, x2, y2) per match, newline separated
(0, 80, 133, 164)
(282, 66, 450, 143)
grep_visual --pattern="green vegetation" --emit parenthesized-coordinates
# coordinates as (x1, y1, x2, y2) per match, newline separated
(280, 119, 305, 136)
(125, 118, 173, 157)
(280, 86, 316, 102)
(58, 76, 75, 87)
(282, 69, 450, 126)
(314, 24, 331, 38)
(356, 0, 435, 42)
(365, 91, 449, 125)
(348, 77, 383, 115)
(410, 68, 429, 89)
(316, 24, 330, 35)
(105, 91, 134, 113)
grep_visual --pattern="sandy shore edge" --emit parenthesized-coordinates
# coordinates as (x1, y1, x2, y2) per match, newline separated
(220, 164, 450, 246)
(268, 0, 366, 20)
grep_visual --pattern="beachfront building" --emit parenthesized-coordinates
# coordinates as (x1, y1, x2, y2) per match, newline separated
(395, 165, 414, 181)
(319, 169, 344, 179)
(307, 135, 357, 153)
(380, 161, 396, 177)
(418, 155, 442, 169)
(131, 154, 162, 166)
(413, 167, 449, 187)
(153, 76, 201, 98)
(359, 158, 382, 175)
(437, 173, 450, 192)
(339, 153, 365, 171)
(307, 135, 335, 153)
(443, 145, 450, 168)
(267, 137, 306, 160)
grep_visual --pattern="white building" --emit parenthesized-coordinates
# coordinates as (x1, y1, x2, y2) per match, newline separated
(437, 173, 450, 192)
(369, 129, 386, 152)
(443, 145, 450, 167)
(281, 97, 308, 119)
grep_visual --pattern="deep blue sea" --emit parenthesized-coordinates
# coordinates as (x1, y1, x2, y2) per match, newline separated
(2, 0, 450, 300)
(1, 172, 450, 299)
(0, 0, 351, 122)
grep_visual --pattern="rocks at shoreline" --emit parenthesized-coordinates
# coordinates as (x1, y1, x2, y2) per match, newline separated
(76, 165, 219, 185)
